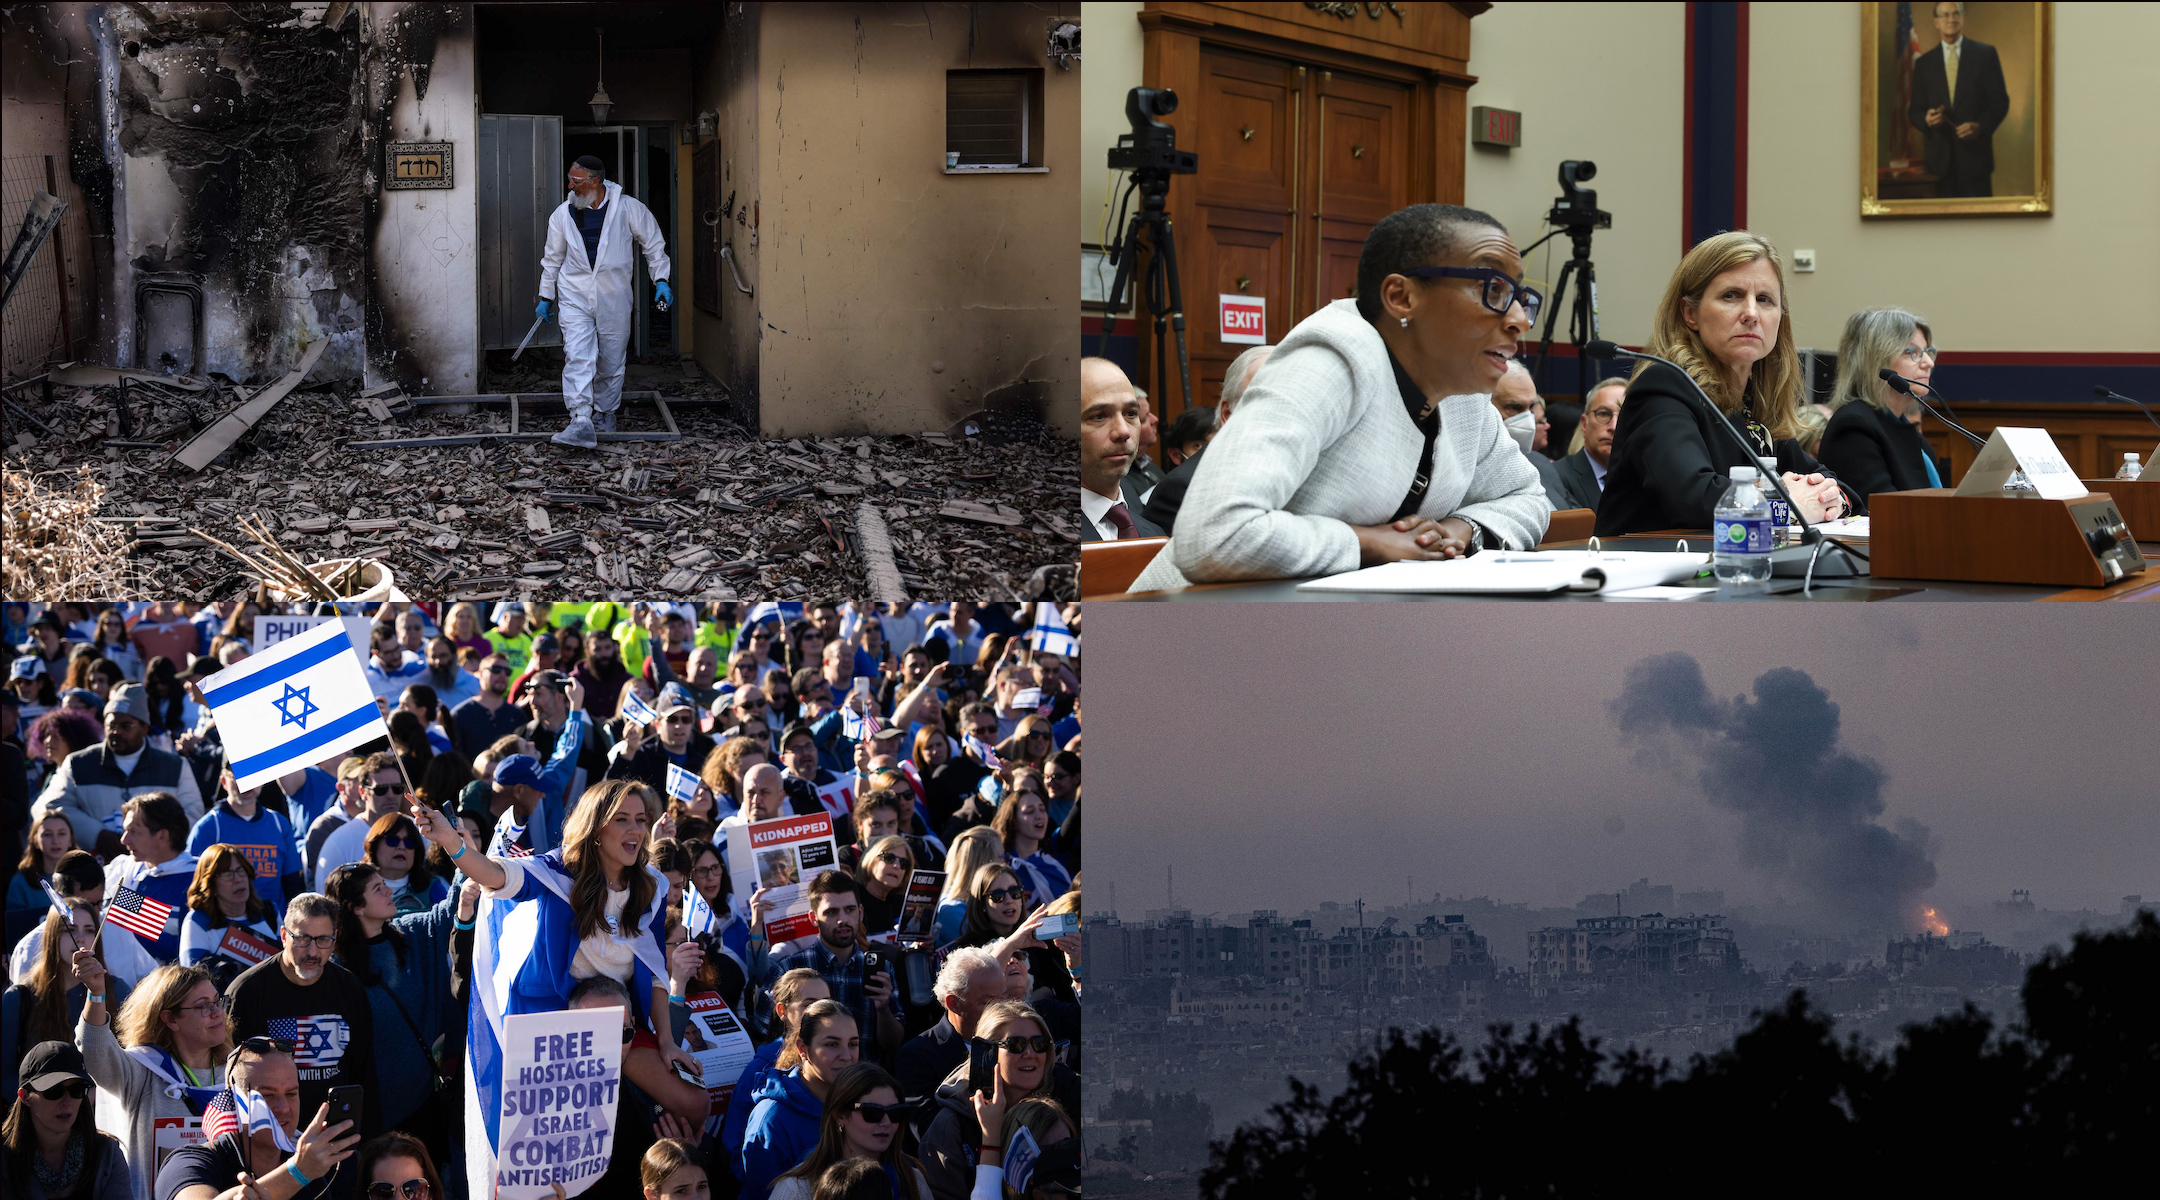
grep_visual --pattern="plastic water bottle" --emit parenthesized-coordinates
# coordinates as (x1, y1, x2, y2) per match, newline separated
(1713, 466, 1774, 585)
(1756, 456, 1793, 542)
(2117, 453, 2143, 481)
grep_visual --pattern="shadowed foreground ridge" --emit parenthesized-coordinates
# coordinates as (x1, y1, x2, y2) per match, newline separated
(1200, 912, 2158, 1199)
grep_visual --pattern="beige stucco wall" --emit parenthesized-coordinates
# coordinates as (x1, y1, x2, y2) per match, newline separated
(754, 2, 1078, 437)
(366, 2, 479, 393)
(1460, 2, 1685, 352)
(690, 3, 761, 409)
(1749, 1, 2160, 352)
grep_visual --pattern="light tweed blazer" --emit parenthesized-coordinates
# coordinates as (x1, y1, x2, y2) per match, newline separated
(1131, 299, 1552, 589)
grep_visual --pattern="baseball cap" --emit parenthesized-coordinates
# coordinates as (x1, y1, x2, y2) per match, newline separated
(655, 683, 698, 718)
(529, 669, 570, 692)
(493, 754, 543, 789)
(9, 657, 45, 680)
(61, 688, 104, 712)
(533, 633, 560, 655)
(20, 1040, 89, 1092)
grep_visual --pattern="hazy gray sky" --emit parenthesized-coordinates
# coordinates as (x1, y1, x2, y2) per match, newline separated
(1090, 606, 2159, 924)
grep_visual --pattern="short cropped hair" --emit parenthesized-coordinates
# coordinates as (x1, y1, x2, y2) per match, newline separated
(122, 792, 189, 854)
(934, 946, 1004, 1003)
(282, 892, 340, 931)
(1356, 203, 1507, 323)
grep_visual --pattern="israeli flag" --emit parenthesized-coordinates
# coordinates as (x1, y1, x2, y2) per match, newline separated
(1025, 602, 1079, 658)
(666, 760, 702, 804)
(621, 689, 659, 726)
(682, 882, 749, 975)
(742, 601, 803, 633)
(198, 620, 387, 791)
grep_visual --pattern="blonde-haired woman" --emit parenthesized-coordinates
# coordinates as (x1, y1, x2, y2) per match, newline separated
(1817, 307, 1947, 502)
(919, 1000, 1074, 1200)
(443, 601, 491, 659)
(1595, 231, 1852, 535)
(74, 961, 231, 1200)
(935, 826, 1004, 947)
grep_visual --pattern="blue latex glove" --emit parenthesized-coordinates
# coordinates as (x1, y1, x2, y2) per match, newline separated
(536, 298, 553, 323)
(654, 281, 674, 311)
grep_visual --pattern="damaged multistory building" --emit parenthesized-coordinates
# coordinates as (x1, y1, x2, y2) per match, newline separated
(4, 1, 1078, 436)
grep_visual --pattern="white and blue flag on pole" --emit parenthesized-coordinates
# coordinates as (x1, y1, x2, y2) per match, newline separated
(681, 881, 750, 975)
(665, 761, 703, 804)
(1024, 602, 1078, 658)
(621, 688, 660, 727)
(742, 601, 803, 634)
(197, 619, 387, 791)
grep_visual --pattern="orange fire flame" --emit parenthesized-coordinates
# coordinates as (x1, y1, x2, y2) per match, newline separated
(1920, 907, 1949, 937)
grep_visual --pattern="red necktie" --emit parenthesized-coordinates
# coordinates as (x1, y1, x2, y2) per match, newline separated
(1104, 502, 1138, 539)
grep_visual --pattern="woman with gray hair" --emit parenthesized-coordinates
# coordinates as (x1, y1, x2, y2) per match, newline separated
(1817, 307, 1946, 502)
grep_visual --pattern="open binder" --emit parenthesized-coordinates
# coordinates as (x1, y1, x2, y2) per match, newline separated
(1297, 550, 1711, 595)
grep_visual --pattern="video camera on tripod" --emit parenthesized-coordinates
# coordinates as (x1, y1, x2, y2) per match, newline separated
(1098, 88, 1198, 416)
(1524, 160, 1614, 402)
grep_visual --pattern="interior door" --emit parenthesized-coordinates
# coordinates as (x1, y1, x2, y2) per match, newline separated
(1188, 48, 1302, 417)
(1309, 71, 1413, 321)
(476, 114, 563, 350)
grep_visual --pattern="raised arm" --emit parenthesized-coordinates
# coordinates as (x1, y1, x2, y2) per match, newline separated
(414, 804, 505, 891)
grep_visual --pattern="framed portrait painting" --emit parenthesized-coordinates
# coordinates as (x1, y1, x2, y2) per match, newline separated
(1861, 1, 2052, 217)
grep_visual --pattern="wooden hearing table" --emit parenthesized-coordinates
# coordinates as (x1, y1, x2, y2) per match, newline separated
(1094, 530, 2160, 602)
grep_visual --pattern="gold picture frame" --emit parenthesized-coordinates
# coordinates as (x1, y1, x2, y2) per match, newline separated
(1860, 1, 2052, 218)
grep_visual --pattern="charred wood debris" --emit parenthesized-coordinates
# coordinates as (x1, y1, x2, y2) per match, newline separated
(2, 364, 1080, 602)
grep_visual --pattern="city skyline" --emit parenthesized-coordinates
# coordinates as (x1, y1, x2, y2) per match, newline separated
(1092, 605, 2158, 928)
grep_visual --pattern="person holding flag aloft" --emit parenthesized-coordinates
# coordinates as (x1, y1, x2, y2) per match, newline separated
(606, 682, 717, 793)
(410, 778, 701, 1197)
(73, 959, 232, 1200)
(151, 1038, 360, 1200)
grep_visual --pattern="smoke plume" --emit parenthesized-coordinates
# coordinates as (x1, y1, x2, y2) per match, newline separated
(1609, 652, 1936, 930)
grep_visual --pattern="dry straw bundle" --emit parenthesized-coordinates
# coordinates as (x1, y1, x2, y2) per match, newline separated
(1, 466, 142, 597)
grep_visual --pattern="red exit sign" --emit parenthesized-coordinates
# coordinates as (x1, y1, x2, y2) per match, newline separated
(1471, 106, 1520, 148)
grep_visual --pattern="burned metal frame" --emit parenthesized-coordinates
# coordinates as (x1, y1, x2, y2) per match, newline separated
(344, 390, 734, 448)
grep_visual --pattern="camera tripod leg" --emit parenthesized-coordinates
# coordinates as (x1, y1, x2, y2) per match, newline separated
(1536, 258, 1576, 393)
(1097, 232, 1141, 357)
(1155, 218, 1195, 416)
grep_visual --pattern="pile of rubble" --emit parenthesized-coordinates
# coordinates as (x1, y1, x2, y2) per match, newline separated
(1, 365, 1079, 601)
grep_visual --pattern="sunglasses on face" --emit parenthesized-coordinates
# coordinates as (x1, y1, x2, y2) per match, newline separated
(368, 783, 408, 795)
(484, 666, 510, 675)
(621, 1025, 635, 1045)
(692, 866, 726, 881)
(985, 886, 1030, 904)
(365, 1181, 432, 1200)
(380, 834, 417, 848)
(989, 1034, 1054, 1055)
(34, 1079, 90, 1101)
(226, 1036, 296, 1073)
(850, 1101, 907, 1124)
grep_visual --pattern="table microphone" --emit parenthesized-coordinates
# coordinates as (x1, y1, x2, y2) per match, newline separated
(1878, 369, 1986, 448)
(2094, 385, 2160, 432)
(1586, 340, 1824, 544)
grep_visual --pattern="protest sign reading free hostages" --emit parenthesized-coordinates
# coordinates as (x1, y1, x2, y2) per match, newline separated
(494, 1005, 623, 1199)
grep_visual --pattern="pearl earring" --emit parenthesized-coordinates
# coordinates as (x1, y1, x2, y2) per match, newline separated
(1400, 317, 1410, 328)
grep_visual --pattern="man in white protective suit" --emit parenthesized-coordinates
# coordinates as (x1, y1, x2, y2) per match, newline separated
(537, 154, 674, 448)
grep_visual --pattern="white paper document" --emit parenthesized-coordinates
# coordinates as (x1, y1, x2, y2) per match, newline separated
(1298, 551, 1710, 595)
(1953, 427, 2087, 500)
(1804, 516, 1871, 537)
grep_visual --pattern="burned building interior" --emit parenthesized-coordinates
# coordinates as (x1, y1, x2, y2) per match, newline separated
(2, 2, 1080, 599)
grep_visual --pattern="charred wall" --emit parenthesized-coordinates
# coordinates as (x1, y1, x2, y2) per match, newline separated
(689, 1, 761, 423)
(104, 1, 369, 383)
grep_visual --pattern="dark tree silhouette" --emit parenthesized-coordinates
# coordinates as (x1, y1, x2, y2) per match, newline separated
(1199, 912, 2157, 1199)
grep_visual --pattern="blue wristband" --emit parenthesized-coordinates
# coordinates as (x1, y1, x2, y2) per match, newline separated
(286, 1160, 312, 1187)
(449, 843, 467, 860)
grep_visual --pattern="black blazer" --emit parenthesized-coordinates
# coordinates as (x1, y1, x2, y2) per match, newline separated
(1816, 400, 1942, 503)
(1906, 38, 2010, 177)
(1553, 450, 1603, 513)
(1080, 474, 1166, 542)
(1142, 444, 1203, 534)
(1528, 449, 1584, 513)
(1595, 360, 1846, 535)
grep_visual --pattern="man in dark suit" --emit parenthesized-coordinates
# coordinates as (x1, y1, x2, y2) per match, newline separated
(1079, 357, 1166, 540)
(1492, 360, 1589, 512)
(1144, 344, 1274, 534)
(1906, 3, 2010, 198)
(1553, 376, 1628, 514)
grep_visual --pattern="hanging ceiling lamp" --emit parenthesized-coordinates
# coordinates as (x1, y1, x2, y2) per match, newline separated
(588, 26, 613, 124)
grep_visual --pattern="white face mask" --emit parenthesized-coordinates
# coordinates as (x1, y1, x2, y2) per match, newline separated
(1504, 410, 1537, 455)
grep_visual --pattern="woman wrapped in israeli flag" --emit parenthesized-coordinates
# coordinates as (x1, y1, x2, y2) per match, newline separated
(411, 777, 701, 1199)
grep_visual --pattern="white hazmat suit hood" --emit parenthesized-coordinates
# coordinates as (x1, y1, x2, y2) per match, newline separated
(539, 177, 672, 447)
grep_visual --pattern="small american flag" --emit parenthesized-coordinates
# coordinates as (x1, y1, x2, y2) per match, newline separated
(843, 697, 882, 742)
(203, 1088, 243, 1139)
(105, 885, 174, 942)
(491, 819, 534, 858)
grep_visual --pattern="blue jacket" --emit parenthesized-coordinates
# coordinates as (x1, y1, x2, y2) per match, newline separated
(346, 890, 461, 1129)
(737, 1066, 825, 1200)
(720, 1038, 786, 1178)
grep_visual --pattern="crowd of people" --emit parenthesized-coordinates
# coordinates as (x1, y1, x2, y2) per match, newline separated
(1080, 203, 1971, 583)
(0, 601, 1081, 1199)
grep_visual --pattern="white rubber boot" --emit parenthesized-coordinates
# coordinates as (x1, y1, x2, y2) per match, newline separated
(552, 402, 599, 449)
(594, 406, 618, 434)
